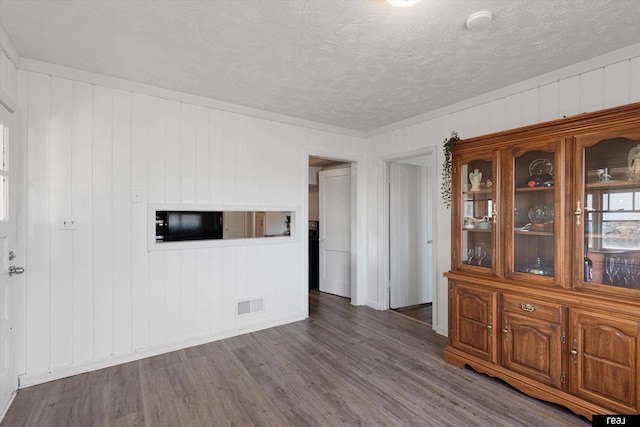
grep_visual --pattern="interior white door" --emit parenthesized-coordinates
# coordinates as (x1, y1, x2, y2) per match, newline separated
(0, 104, 18, 415)
(223, 211, 247, 239)
(319, 167, 351, 298)
(390, 162, 428, 309)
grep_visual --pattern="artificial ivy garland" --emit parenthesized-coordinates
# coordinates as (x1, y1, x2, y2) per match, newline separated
(441, 131, 460, 208)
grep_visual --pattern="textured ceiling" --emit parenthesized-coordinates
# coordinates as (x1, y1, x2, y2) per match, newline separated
(2, 0, 640, 133)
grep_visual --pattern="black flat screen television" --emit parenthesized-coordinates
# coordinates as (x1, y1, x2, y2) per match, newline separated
(157, 211, 223, 241)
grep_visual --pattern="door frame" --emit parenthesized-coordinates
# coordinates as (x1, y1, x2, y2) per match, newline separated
(379, 148, 438, 314)
(305, 150, 362, 311)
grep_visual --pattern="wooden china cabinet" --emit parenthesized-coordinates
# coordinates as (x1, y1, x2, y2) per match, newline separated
(444, 102, 640, 420)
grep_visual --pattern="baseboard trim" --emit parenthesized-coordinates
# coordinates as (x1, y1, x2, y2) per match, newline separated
(0, 391, 17, 423)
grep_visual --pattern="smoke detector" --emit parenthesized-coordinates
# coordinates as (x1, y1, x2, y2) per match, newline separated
(387, 0, 420, 7)
(466, 11, 493, 30)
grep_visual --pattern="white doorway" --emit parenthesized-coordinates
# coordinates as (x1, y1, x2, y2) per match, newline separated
(308, 157, 355, 301)
(385, 153, 436, 324)
(0, 102, 20, 416)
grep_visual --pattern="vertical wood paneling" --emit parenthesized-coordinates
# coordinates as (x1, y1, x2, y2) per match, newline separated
(234, 115, 249, 205)
(258, 120, 281, 204)
(604, 61, 630, 108)
(581, 69, 604, 112)
(521, 88, 540, 126)
(280, 124, 300, 203)
(245, 245, 261, 300)
(463, 103, 491, 137)
(236, 246, 249, 299)
(221, 112, 236, 204)
(255, 119, 271, 206)
(164, 100, 182, 343)
(504, 93, 522, 129)
(194, 248, 211, 335)
(92, 85, 114, 358)
(26, 72, 51, 373)
(222, 248, 236, 330)
(147, 96, 166, 346)
(209, 109, 223, 205)
(130, 93, 150, 350)
(539, 82, 559, 122)
(180, 249, 196, 337)
(147, 98, 165, 203)
(194, 106, 210, 204)
(245, 117, 261, 205)
(165, 250, 182, 341)
(49, 77, 73, 368)
(71, 81, 94, 363)
(164, 100, 181, 204)
(23, 71, 366, 380)
(148, 252, 167, 346)
(209, 247, 224, 333)
(180, 103, 196, 204)
(112, 89, 132, 355)
(558, 76, 581, 117)
(489, 98, 506, 132)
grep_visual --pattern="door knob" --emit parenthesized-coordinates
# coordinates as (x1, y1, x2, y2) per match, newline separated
(9, 265, 24, 276)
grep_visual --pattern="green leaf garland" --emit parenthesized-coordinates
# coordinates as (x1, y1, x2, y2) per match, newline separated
(441, 131, 460, 208)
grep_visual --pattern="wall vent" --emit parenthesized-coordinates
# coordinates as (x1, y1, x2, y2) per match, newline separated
(237, 297, 265, 316)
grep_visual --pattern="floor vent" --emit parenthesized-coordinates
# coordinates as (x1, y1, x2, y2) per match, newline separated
(237, 297, 265, 316)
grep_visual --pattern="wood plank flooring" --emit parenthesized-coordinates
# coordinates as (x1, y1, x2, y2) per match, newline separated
(2, 291, 589, 426)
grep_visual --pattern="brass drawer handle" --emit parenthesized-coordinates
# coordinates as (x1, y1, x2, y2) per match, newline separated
(520, 303, 536, 312)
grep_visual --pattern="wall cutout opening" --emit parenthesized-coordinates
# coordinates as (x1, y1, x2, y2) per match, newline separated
(148, 204, 297, 251)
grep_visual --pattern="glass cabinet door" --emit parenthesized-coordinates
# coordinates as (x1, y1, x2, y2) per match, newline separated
(577, 128, 640, 292)
(458, 154, 496, 274)
(506, 140, 562, 283)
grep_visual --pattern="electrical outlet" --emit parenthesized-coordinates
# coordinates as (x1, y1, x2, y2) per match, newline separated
(60, 216, 79, 230)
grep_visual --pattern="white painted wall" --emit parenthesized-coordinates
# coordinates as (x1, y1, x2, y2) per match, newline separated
(368, 43, 640, 337)
(19, 68, 368, 386)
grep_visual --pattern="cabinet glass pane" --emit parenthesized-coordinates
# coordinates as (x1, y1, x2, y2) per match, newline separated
(584, 137, 640, 289)
(461, 160, 493, 269)
(513, 151, 555, 277)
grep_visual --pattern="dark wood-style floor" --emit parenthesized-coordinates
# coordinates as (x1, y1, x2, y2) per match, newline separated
(2, 291, 589, 426)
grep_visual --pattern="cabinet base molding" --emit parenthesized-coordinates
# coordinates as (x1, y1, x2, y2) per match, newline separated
(444, 346, 608, 421)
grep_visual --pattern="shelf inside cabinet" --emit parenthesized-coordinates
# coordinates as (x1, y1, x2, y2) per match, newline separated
(514, 230, 553, 236)
(515, 186, 554, 192)
(586, 209, 640, 214)
(463, 189, 492, 196)
(586, 180, 638, 189)
(462, 228, 492, 233)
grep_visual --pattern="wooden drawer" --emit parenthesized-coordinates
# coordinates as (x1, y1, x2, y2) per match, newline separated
(502, 294, 562, 322)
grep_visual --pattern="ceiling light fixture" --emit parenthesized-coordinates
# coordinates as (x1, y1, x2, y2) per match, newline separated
(387, 0, 420, 7)
(466, 11, 493, 30)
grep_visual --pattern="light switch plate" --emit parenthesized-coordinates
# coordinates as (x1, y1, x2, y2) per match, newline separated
(60, 216, 79, 230)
